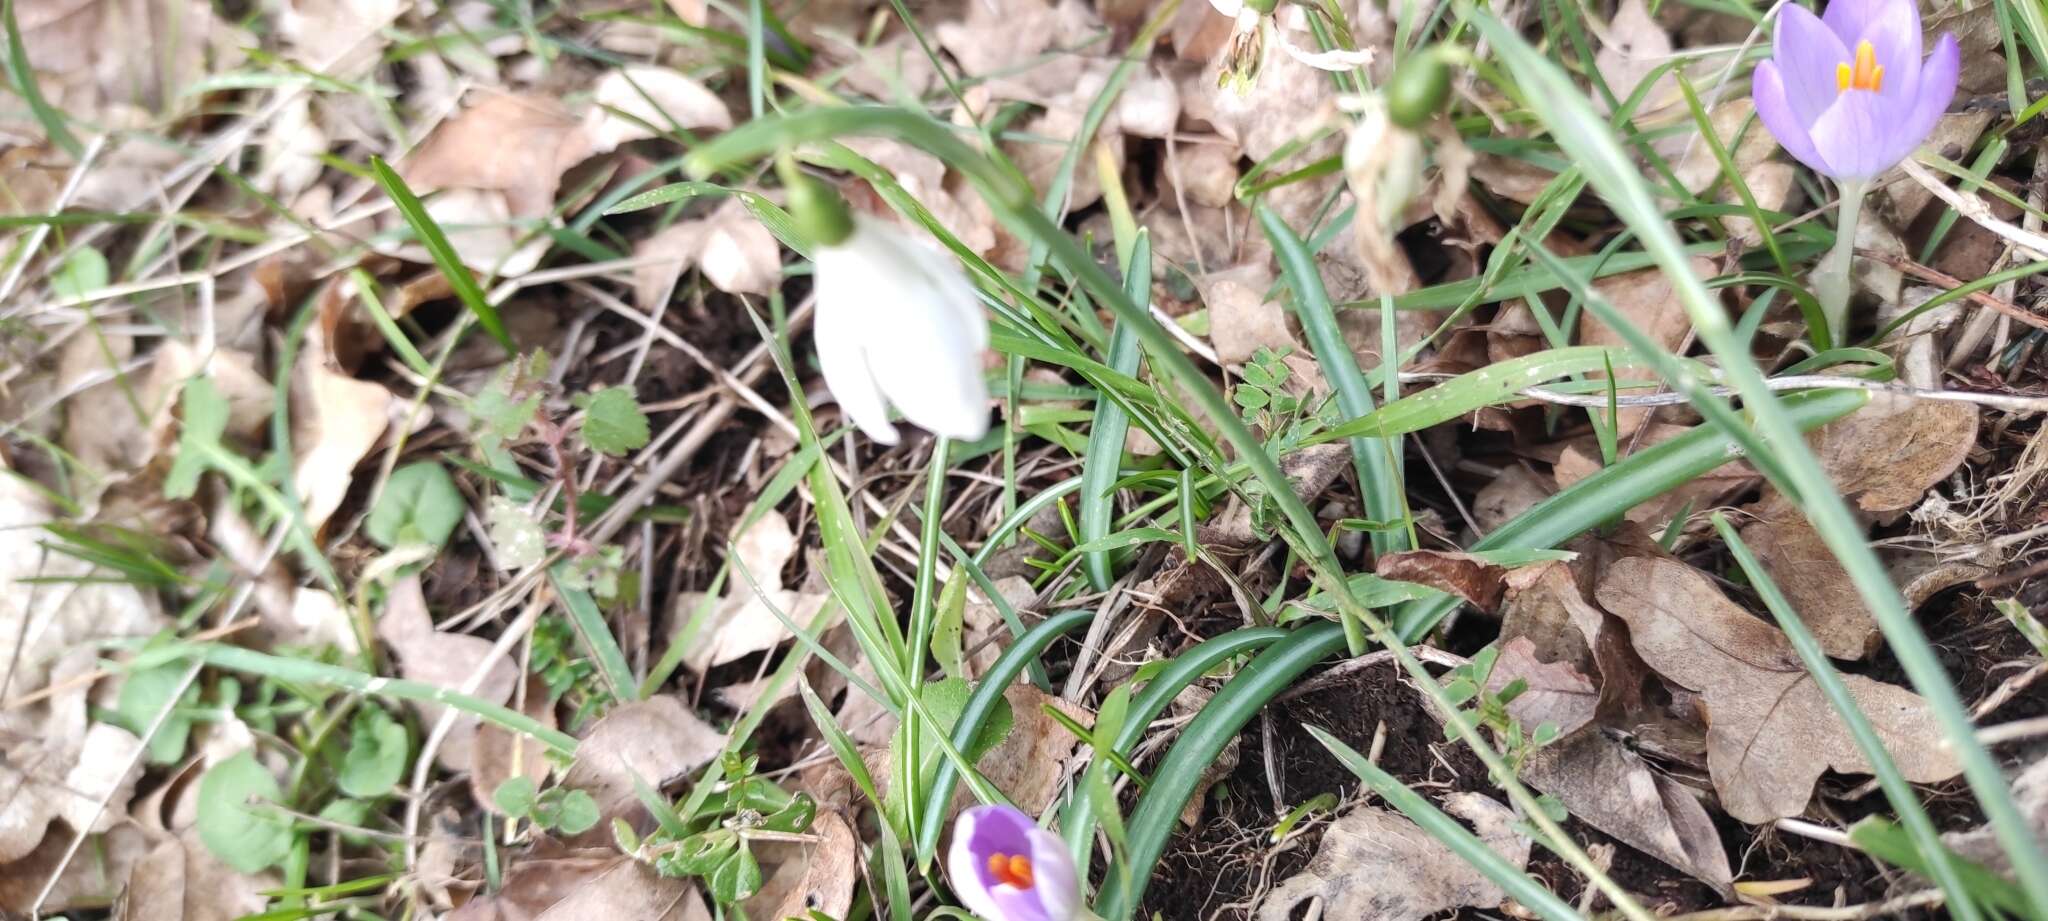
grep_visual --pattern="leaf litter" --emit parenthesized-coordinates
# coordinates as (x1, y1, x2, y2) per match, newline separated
(3, 0, 2047, 914)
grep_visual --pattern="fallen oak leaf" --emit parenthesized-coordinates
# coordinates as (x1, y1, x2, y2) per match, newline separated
(374, 575, 517, 773)
(1255, 794, 1530, 921)
(1522, 729, 1733, 891)
(1484, 636, 1597, 739)
(1594, 557, 1960, 823)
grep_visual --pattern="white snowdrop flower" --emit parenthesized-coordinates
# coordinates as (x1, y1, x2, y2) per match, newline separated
(797, 178, 990, 446)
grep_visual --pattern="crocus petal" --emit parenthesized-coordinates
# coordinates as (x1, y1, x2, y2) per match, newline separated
(1808, 89, 1895, 179)
(1822, 0, 1917, 59)
(1773, 4, 1849, 127)
(1851, 2, 1922, 106)
(946, 806, 1081, 921)
(812, 250, 900, 445)
(1899, 33, 1961, 151)
(1752, 61, 1830, 175)
(1027, 825, 1081, 921)
(947, 808, 1014, 921)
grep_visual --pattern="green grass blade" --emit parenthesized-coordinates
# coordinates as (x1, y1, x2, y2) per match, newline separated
(193, 645, 577, 754)
(1261, 204, 1408, 559)
(1058, 626, 1287, 859)
(369, 156, 516, 353)
(1093, 622, 1346, 919)
(1315, 346, 1634, 441)
(549, 575, 641, 702)
(1080, 233, 1149, 591)
(3, 0, 81, 157)
(913, 609, 1092, 867)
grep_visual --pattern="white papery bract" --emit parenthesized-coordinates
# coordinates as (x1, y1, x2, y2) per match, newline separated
(813, 215, 991, 446)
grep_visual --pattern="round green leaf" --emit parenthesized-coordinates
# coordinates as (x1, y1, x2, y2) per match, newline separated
(196, 751, 294, 873)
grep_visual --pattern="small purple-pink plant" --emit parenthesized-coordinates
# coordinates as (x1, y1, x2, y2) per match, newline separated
(1751, 0, 1959, 180)
(947, 805, 1080, 921)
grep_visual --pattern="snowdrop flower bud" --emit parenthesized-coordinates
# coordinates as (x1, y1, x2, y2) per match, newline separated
(948, 805, 1081, 921)
(790, 176, 991, 446)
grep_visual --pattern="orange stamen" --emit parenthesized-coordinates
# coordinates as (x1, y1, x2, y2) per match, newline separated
(1835, 40, 1884, 93)
(986, 853, 1036, 888)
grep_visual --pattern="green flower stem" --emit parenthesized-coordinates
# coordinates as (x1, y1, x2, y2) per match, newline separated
(1814, 179, 1867, 346)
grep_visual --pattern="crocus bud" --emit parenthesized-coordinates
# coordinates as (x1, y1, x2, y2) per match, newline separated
(947, 805, 1081, 921)
(811, 209, 991, 445)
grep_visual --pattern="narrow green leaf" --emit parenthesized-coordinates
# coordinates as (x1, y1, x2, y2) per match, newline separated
(368, 156, 515, 353)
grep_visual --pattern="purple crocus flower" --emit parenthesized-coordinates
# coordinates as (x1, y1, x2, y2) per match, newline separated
(947, 805, 1080, 921)
(1751, 0, 1959, 180)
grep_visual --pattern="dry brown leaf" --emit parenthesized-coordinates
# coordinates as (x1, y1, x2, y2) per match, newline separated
(1257, 795, 1530, 921)
(1522, 730, 1733, 890)
(1207, 444, 1350, 546)
(561, 696, 725, 827)
(1486, 636, 1597, 738)
(1202, 264, 1290, 364)
(447, 846, 712, 921)
(1880, 112, 1994, 226)
(409, 187, 552, 276)
(0, 820, 149, 915)
(632, 221, 711, 311)
(744, 811, 857, 921)
(375, 575, 517, 773)
(1375, 550, 1511, 614)
(277, 0, 402, 76)
(1735, 506, 1875, 660)
(933, 0, 1099, 102)
(1594, 557, 1961, 822)
(583, 66, 733, 155)
(1470, 464, 1553, 536)
(0, 470, 162, 862)
(291, 359, 393, 532)
(405, 92, 592, 219)
(975, 684, 1089, 813)
(1809, 394, 1978, 515)
(1594, 0, 1679, 115)
(473, 675, 559, 815)
(677, 511, 833, 670)
(147, 343, 274, 445)
(1555, 423, 1758, 532)
(694, 199, 783, 295)
(119, 829, 273, 921)
(1944, 754, 2048, 878)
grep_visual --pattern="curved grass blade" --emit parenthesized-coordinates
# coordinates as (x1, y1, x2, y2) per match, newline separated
(913, 608, 1093, 867)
